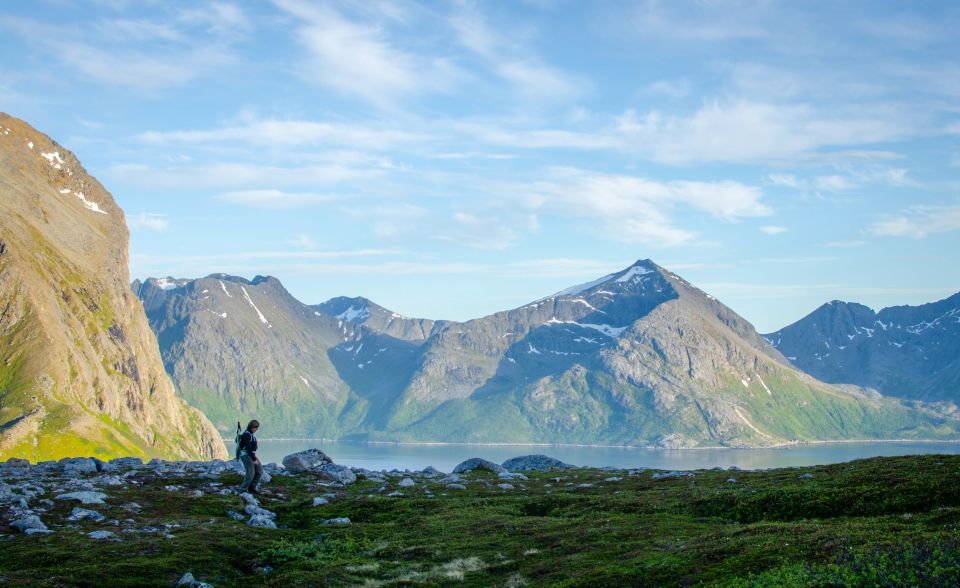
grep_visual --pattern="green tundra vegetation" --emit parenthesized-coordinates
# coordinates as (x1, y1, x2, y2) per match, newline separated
(3, 454, 960, 586)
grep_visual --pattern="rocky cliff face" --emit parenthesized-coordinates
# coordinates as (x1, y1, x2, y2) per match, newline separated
(0, 113, 226, 461)
(138, 260, 959, 447)
(765, 294, 960, 401)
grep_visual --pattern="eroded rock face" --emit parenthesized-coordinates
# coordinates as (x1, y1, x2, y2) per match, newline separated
(0, 113, 227, 462)
(501, 455, 574, 472)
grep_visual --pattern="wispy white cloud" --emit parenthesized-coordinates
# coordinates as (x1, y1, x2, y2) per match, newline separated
(109, 161, 382, 190)
(523, 167, 770, 246)
(137, 119, 423, 149)
(273, 0, 460, 107)
(218, 189, 341, 208)
(127, 212, 169, 231)
(760, 226, 787, 235)
(449, 2, 582, 101)
(822, 240, 867, 248)
(869, 204, 960, 238)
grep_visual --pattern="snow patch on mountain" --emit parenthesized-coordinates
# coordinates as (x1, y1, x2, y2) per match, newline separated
(615, 266, 653, 283)
(241, 286, 271, 328)
(337, 305, 370, 322)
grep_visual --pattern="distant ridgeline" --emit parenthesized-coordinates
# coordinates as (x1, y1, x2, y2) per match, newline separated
(135, 260, 960, 448)
(765, 293, 960, 402)
(0, 113, 226, 462)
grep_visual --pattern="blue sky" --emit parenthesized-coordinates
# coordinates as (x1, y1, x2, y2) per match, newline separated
(2, 0, 958, 332)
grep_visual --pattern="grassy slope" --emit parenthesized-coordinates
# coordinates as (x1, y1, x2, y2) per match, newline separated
(3, 455, 960, 586)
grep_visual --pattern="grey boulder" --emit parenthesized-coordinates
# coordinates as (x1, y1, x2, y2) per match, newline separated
(501, 455, 574, 472)
(281, 449, 333, 473)
(67, 507, 105, 522)
(61, 458, 98, 476)
(247, 515, 277, 529)
(11, 515, 48, 534)
(453, 458, 505, 474)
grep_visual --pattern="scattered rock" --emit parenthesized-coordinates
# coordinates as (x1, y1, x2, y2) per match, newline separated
(109, 457, 143, 469)
(55, 491, 107, 505)
(799, 473, 814, 479)
(386, 491, 405, 498)
(61, 458, 98, 477)
(421, 466, 444, 477)
(239, 492, 259, 507)
(177, 572, 214, 587)
(446, 484, 467, 490)
(497, 483, 515, 490)
(312, 497, 329, 507)
(398, 478, 416, 488)
(227, 510, 246, 522)
(67, 507, 105, 522)
(87, 530, 115, 540)
(314, 464, 357, 485)
(499, 472, 529, 481)
(726, 478, 737, 484)
(453, 458, 505, 474)
(321, 517, 351, 526)
(281, 449, 334, 473)
(243, 504, 276, 519)
(501, 455, 573, 472)
(11, 515, 48, 534)
(603, 477, 622, 482)
(651, 471, 694, 480)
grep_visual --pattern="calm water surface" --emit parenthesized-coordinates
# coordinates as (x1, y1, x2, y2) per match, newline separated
(234, 440, 960, 472)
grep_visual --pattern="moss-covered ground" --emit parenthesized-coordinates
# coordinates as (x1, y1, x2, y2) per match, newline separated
(3, 454, 960, 586)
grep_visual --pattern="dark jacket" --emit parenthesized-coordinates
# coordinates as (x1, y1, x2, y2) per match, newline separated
(238, 430, 258, 461)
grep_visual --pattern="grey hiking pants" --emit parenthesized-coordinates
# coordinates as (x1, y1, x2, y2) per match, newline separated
(239, 454, 262, 492)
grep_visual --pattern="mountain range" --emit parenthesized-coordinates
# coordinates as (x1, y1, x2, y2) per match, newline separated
(0, 113, 226, 461)
(765, 294, 960, 402)
(137, 261, 960, 447)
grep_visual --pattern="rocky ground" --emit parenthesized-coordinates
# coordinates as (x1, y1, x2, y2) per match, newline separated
(3, 451, 960, 586)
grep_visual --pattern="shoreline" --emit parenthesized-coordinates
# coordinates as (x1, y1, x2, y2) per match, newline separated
(223, 437, 960, 451)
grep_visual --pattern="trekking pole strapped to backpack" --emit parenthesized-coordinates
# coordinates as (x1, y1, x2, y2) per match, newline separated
(234, 421, 242, 460)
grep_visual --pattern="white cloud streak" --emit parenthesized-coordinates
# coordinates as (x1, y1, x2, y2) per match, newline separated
(869, 204, 960, 238)
(127, 212, 169, 231)
(218, 190, 341, 208)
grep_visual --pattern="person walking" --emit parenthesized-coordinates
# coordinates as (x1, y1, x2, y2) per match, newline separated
(238, 419, 262, 494)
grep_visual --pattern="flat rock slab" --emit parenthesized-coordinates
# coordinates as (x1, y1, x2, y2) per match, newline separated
(67, 507, 105, 522)
(87, 530, 115, 540)
(55, 491, 107, 505)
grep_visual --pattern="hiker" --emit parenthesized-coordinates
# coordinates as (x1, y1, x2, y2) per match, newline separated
(237, 419, 262, 494)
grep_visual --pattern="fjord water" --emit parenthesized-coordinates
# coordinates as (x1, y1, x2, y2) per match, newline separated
(241, 440, 960, 472)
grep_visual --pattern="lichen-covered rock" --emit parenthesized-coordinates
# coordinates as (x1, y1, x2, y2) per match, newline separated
(281, 449, 334, 473)
(247, 515, 277, 529)
(453, 458, 505, 474)
(501, 455, 573, 472)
